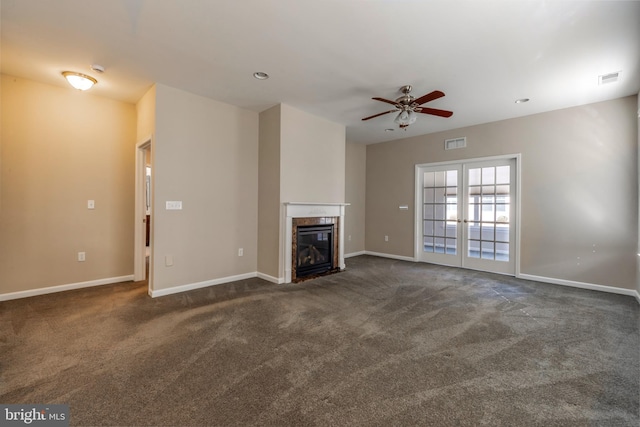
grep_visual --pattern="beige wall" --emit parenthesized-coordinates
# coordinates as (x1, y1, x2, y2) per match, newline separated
(151, 84, 259, 291)
(280, 104, 346, 203)
(136, 85, 156, 142)
(366, 96, 638, 290)
(0, 75, 136, 294)
(345, 141, 366, 255)
(257, 105, 282, 278)
(256, 103, 346, 280)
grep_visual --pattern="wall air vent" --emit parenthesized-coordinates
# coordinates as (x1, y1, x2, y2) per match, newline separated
(444, 137, 466, 150)
(598, 71, 620, 85)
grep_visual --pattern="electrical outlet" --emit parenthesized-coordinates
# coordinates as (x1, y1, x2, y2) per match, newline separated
(78, 252, 86, 262)
(384, 235, 389, 242)
(87, 200, 95, 209)
(166, 201, 182, 210)
(238, 248, 243, 256)
(165, 255, 173, 266)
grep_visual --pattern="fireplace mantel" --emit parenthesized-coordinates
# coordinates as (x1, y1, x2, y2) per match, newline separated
(284, 202, 349, 283)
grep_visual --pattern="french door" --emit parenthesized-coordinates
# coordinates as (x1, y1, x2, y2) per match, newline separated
(417, 157, 517, 275)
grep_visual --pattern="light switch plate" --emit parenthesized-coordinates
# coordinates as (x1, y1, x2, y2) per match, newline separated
(88, 200, 95, 209)
(166, 201, 182, 210)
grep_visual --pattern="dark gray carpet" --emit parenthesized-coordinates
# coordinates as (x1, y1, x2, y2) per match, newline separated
(1, 255, 638, 426)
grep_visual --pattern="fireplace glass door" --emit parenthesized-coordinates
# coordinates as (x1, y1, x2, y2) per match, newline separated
(296, 225, 333, 277)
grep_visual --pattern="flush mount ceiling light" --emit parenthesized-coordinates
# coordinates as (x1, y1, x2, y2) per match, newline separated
(62, 71, 97, 91)
(515, 98, 530, 104)
(253, 71, 269, 80)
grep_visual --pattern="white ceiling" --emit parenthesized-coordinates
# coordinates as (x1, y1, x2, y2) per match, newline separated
(2, 0, 639, 144)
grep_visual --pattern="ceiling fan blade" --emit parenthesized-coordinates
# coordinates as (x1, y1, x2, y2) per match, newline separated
(361, 110, 397, 121)
(416, 107, 453, 118)
(412, 90, 445, 106)
(372, 97, 400, 107)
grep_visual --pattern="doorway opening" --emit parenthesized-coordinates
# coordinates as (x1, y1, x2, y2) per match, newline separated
(135, 139, 152, 291)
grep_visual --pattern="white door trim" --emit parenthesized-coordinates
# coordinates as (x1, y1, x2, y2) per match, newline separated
(414, 153, 522, 276)
(134, 137, 152, 292)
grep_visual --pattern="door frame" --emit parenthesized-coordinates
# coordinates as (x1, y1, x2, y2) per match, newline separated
(134, 137, 152, 291)
(414, 153, 522, 276)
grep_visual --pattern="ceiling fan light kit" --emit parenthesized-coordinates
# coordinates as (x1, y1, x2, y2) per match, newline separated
(362, 85, 453, 130)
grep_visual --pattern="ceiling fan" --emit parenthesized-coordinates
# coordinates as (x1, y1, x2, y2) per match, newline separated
(362, 85, 453, 129)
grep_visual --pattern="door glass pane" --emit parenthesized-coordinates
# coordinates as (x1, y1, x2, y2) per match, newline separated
(424, 205, 434, 219)
(496, 242, 509, 261)
(423, 221, 434, 235)
(496, 224, 509, 242)
(423, 168, 458, 256)
(496, 205, 509, 224)
(424, 236, 434, 252)
(468, 239, 480, 258)
(446, 238, 457, 255)
(469, 168, 481, 186)
(481, 241, 495, 259)
(481, 223, 495, 240)
(496, 185, 509, 196)
(446, 222, 457, 237)
(446, 170, 458, 186)
(466, 164, 511, 263)
(468, 222, 480, 239)
(481, 205, 495, 222)
(424, 172, 435, 187)
(482, 167, 495, 185)
(482, 186, 495, 195)
(446, 202, 458, 222)
(496, 166, 510, 184)
(424, 188, 435, 203)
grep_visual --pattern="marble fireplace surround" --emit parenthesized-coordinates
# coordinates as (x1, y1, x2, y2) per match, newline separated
(284, 202, 349, 284)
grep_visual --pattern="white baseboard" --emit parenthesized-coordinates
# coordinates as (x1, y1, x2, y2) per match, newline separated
(0, 275, 134, 302)
(257, 272, 284, 284)
(634, 290, 640, 305)
(518, 273, 639, 302)
(150, 272, 258, 298)
(364, 251, 417, 262)
(344, 251, 366, 259)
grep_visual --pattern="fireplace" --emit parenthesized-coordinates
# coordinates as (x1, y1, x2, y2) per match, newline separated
(291, 216, 340, 282)
(295, 224, 334, 278)
(284, 202, 348, 284)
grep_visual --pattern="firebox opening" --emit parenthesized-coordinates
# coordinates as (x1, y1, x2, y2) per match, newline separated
(296, 224, 334, 278)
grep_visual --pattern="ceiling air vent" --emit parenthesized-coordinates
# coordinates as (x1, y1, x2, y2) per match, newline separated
(445, 137, 466, 150)
(598, 71, 620, 85)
